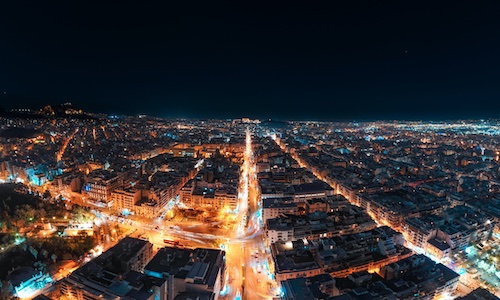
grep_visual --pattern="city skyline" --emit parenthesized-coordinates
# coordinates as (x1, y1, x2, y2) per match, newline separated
(1, 2, 500, 120)
(2, 117, 500, 299)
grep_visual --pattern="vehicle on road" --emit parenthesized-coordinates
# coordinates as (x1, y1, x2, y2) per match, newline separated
(163, 239, 182, 247)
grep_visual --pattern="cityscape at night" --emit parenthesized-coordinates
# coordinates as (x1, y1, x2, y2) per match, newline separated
(1, 1, 500, 300)
(1, 117, 500, 300)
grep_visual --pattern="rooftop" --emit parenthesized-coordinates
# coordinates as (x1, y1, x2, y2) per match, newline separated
(145, 247, 225, 289)
(427, 237, 451, 251)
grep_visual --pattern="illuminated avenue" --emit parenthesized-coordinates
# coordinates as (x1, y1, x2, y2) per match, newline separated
(1, 114, 500, 300)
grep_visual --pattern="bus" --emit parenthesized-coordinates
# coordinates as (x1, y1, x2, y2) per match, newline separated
(163, 239, 181, 246)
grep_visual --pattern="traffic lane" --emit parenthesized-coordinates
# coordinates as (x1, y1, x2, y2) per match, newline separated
(224, 242, 245, 299)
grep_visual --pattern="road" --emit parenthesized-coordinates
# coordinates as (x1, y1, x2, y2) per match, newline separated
(223, 129, 280, 300)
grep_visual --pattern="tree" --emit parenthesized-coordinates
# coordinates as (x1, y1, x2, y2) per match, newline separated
(72, 206, 91, 222)
(34, 260, 47, 273)
(14, 204, 36, 226)
(0, 280, 15, 300)
(37, 208, 47, 219)
(0, 222, 7, 233)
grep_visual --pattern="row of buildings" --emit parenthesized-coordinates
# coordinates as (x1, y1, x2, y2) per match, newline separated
(280, 254, 461, 300)
(271, 226, 412, 282)
(82, 156, 198, 217)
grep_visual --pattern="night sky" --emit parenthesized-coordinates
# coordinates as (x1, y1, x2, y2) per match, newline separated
(1, 1, 500, 121)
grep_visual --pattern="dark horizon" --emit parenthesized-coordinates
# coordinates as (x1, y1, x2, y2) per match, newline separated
(1, 1, 500, 121)
(2, 91, 500, 123)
